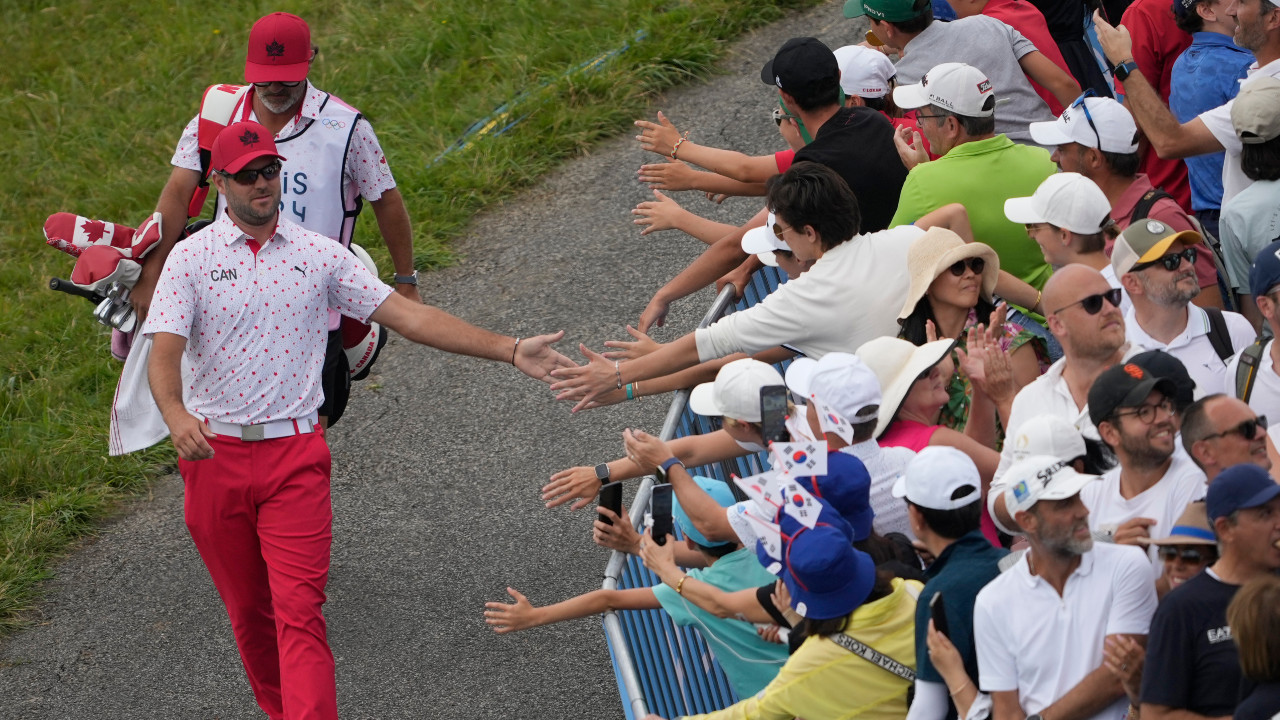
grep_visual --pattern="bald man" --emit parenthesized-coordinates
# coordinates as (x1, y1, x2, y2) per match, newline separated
(1181, 394, 1272, 481)
(994, 265, 1132, 479)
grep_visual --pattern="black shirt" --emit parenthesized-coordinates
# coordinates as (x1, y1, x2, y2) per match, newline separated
(792, 106, 907, 234)
(1235, 682, 1280, 720)
(1141, 570, 1246, 716)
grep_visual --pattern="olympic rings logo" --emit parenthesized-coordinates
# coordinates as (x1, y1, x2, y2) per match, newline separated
(321, 118, 347, 130)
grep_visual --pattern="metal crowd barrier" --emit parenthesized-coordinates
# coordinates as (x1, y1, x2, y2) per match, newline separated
(601, 266, 787, 719)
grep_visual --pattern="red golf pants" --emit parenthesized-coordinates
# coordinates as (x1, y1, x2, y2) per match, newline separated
(180, 430, 336, 720)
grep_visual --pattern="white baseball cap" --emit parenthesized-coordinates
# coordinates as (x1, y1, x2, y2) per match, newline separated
(1002, 454, 1100, 518)
(741, 211, 790, 267)
(1029, 96, 1139, 153)
(834, 45, 895, 99)
(891, 446, 982, 511)
(1005, 414, 1088, 465)
(689, 358, 785, 422)
(808, 352, 883, 424)
(893, 62, 995, 117)
(1003, 173, 1112, 235)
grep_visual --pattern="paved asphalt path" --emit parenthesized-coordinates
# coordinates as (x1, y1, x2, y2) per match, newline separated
(0, 3, 868, 717)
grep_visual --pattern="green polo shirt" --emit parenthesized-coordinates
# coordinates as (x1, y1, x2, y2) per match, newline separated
(890, 134, 1056, 289)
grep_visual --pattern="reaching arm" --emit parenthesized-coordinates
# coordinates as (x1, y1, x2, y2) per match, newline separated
(551, 333, 702, 411)
(368, 188, 422, 303)
(632, 189, 739, 243)
(368, 293, 573, 384)
(483, 586, 661, 634)
(639, 534, 773, 623)
(638, 161, 768, 197)
(1018, 50, 1081, 109)
(635, 111, 782, 184)
(1091, 11, 1223, 159)
(149, 331, 217, 461)
(132, 166, 202, 320)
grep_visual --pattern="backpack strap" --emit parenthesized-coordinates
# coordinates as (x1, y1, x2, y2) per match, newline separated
(826, 632, 917, 682)
(188, 84, 252, 218)
(1235, 339, 1268, 403)
(1204, 308, 1235, 363)
(1129, 188, 1175, 224)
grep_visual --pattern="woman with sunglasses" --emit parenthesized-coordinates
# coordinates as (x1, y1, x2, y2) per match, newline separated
(898, 229, 1048, 434)
(1143, 501, 1219, 600)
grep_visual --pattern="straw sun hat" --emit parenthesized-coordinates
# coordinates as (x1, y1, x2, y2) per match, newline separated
(855, 336, 956, 438)
(897, 227, 999, 320)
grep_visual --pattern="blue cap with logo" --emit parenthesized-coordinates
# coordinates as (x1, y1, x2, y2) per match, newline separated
(1207, 464, 1280, 522)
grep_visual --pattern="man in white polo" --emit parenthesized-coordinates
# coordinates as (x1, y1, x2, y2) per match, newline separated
(1113, 220, 1255, 397)
(974, 455, 1157, 720)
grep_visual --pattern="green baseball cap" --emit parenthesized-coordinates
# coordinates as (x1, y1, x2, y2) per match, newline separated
(844, 0, 929, 22)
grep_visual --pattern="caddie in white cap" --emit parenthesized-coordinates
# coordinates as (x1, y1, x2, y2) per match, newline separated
(789, 352, 917, 537)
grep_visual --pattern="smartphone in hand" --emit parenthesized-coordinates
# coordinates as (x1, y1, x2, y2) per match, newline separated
(759, 385, 790, 445)
(598, 481, 623, 526)
(929, 591, 950, 638)
(650, 484, 673, 546)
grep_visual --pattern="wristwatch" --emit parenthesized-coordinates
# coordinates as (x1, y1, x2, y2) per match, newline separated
(594, 463, 611, 485)
(1026, 714, 1044, 720)
(1112, 60, 1140, 82)
(656, 457, 684, 483)
(394, 270, 419, 286)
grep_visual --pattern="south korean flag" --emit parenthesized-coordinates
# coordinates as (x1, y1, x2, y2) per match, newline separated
(770, 440, 828, 477)
(733, 469, 785, 516)
(780, 478, 821, 529)
(746, 509, 784, 569)
(813, 399, 854, 443)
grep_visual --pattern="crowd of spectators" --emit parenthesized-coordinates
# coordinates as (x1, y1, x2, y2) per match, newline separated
(486, 3, 1280, 719)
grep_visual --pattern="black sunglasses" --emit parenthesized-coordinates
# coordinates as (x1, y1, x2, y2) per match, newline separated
(947, 257, 986, 277)
(252, 80, 303, 88)
(1051, 287, 1123, 315)
(1133, 247, 1197, 272)
(1157, 546, 1214, 564)
(1204, 415, 1268, 441)
(217, 160, 283, 186)
(1071, 90, 1103, 150)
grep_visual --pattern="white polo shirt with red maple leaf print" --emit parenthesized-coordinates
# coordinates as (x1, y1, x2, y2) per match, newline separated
(144, 216, 393, 425)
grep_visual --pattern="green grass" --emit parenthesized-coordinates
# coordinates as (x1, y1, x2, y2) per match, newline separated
(0, 0, 820, 632)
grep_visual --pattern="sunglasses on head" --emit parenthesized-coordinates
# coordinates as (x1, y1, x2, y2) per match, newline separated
(1133, 247, 1197, 272)
(217, 160, 283, 186)
(1071, 89, 1103, 149)
(1205, 415, 1268, 441)
(252, 80, 302, 88)
(947, 257, 985, 277)
(1052, 287, 1123, 315)
(1157, 546, 1213, 564)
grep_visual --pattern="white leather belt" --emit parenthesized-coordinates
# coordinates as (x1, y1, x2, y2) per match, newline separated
(205, 412, 320, 442)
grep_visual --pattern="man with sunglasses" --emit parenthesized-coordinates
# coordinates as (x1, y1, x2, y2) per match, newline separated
(145, 121, 572, 720)
(137, 12, 421, 428)
(1114, 221, 1255, 397)
(1085, 362, 1209, 578)
(1140, 464, 1280, 720)
(1031, 94, 1225, 308)
(1182, 395, 1271, 481)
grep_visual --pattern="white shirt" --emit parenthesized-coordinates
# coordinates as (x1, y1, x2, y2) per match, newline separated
(1123, 305, 1256, 397)
(841, 439, 916, 539)
(1225, 337, 1280, 423)
(1198, 57, 1280, 204)
(1081, 454, 1207, 578)
(695, 226, 921, 361)
(973, 543, 1158, 720)
(996, 357, 1097, 484)
(144, 216, 393, 425)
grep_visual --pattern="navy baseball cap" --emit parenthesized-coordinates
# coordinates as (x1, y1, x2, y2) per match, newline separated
(1207, 464, 1280, 522)
(1249, 239, 1280, 296)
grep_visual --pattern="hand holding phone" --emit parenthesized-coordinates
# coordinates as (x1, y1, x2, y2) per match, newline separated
(598, 481, 623, 526)
(759, 385, 790, 445)
(650, 484, 673, 546)
(929, 591, 950, 638)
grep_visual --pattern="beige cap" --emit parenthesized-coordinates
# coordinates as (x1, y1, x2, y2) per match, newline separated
(1232, 76, 1280, 144)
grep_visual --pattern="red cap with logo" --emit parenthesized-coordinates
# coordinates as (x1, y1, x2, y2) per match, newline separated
(210, 121, 287, 175)
(245, 12, 311, 83)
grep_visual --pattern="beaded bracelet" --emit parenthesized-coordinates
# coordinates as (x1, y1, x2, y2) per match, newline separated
(614, 360, 623, 389)
(670, 131, 690, 160)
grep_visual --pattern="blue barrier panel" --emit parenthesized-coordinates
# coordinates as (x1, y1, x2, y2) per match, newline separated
(600, 266, 790, 717)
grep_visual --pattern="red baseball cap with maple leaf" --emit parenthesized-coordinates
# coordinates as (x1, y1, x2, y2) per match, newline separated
(210, 121, 287, 175)
(245, 12, 312, 83)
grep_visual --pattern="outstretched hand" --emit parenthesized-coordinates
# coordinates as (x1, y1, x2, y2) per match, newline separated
(637, 161, 702, 192)
(635, 111, 682, 156)
(549, 344, 619, 411)
(623, 427, 674, 473)
(514, 330, 577, 384)
(603, 325, 661, 361)
(483, 587, 539, 634)
(543, 465, 605, 510)
(638, 294, 671, 333)
(632, 189, 686, 236)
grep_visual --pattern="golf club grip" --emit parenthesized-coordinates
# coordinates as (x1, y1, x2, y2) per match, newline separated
(49, 277, 106, 303)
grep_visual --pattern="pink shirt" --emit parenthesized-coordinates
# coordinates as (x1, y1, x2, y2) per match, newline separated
(171, 82, 397, 203)
(144, 216, 393, 425)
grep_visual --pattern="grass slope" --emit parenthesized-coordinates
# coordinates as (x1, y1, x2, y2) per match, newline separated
(0, 0, 818, 632)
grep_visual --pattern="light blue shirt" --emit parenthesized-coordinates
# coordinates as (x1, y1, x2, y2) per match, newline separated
(652, 548, 787, 699)
(1220, 179, 1280, 293)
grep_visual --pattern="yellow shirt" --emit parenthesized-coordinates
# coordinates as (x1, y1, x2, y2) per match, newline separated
(685, 578, 921, 720)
